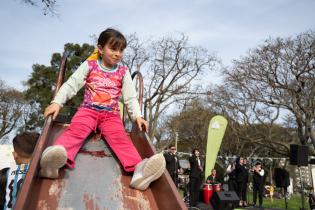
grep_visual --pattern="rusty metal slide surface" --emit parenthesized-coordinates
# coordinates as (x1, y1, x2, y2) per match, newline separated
(14, 122, 187, 210)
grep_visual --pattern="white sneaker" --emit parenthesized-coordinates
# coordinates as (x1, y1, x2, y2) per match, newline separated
(39, 145, 67, 179)
(130, 153, 166, 190)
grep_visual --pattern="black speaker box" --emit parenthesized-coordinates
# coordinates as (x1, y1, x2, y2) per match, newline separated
(211, 191, 239, 210)
(290, 144, 308, 166)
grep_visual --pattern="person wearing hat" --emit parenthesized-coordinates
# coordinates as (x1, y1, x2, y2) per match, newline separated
(251, 161, 265, 208)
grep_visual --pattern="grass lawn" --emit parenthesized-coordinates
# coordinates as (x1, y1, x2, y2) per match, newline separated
(237, 193, 310, 210)
(179, 189, 310, 210)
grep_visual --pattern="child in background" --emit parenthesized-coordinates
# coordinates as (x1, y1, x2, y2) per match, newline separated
(0, 132, 39, 210)
(269, 185, 274, 202)
(41, 28, 165, 190)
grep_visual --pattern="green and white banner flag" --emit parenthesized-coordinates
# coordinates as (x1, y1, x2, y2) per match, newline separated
(204, 115, 228, 180)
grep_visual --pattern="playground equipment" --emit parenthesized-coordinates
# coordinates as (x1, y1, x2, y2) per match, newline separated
(13, 52, 187, 210)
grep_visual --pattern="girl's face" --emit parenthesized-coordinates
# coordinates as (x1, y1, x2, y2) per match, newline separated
(98, 44, 124, 68)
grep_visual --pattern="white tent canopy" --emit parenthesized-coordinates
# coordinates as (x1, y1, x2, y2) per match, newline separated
(0, 145, 14, 169)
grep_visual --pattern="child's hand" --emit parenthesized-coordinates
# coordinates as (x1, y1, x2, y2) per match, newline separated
(136, 117, 148, 132)
(44, 103, 61, 120)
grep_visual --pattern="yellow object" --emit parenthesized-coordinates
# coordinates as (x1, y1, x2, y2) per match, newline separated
(269, 185, 274, 202)
(87, 49, 100, 61)
(270, 185, 274, 193)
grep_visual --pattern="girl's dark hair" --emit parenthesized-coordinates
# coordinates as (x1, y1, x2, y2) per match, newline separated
(98, 28, 127, 50)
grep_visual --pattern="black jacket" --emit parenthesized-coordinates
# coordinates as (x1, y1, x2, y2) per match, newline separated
(243, 164, 249, 183)
(189, 155, 202, 178)
(235, 163, 248, 183)
(253, 169, 265, 186)
(164, 152, 180, 176)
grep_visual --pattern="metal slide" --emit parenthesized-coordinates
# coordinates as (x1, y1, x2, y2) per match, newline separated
(13, 53, 187, 210)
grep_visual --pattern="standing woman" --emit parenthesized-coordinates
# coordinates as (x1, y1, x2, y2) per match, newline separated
(189, 149, 203, 207)
(243, 157, 250, 206)
(235, 156, 247, 207)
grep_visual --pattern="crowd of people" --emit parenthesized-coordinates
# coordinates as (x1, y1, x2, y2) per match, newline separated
(163, 147, 203, 207)
(163, 148, 268, 208)
(219, 156, 266, 208)
(225, 156, 266, 207)
(217, 156, 266, 208)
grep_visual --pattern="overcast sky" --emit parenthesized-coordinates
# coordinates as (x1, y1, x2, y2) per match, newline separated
(0, 0, 314, 90)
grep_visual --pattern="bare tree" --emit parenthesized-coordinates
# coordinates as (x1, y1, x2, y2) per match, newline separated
(21, 0, 57, 15)
(0, 80, 38, 143)
(212, 30, 315, 151)
(123, 33, 218, 141)
(122, 33, 150, 72)
(0, 80, 25, 142)
(165, 99, 214, 153)
(145, 34, 217, 141)
(208, 84, 297, 157)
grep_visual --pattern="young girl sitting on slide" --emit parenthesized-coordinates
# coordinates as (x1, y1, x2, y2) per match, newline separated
(40, 28, 165, 190)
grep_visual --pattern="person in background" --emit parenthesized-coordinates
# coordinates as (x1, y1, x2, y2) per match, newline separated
(251, 161, 265, 208)
(226, 160, 237, 191)
(0, 132, 39, 210)
(235, 156, 247, 207)
(206, 169, 220, 184)
(164, 145, 181, 187)
(189, 149, 203, 207)
(274, 160, 290, 200)
(243, 157, 250, 207)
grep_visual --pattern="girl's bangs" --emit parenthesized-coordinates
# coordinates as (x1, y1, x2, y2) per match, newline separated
(108, 37, 127, 51)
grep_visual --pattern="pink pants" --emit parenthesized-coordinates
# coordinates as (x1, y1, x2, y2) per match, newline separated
(54, 107, 142, 172)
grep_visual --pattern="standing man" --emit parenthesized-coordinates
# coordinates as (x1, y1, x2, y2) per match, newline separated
(164, 145, 180, 187)
(252, 161, 265, 208)
(189, 149, 203, 207)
